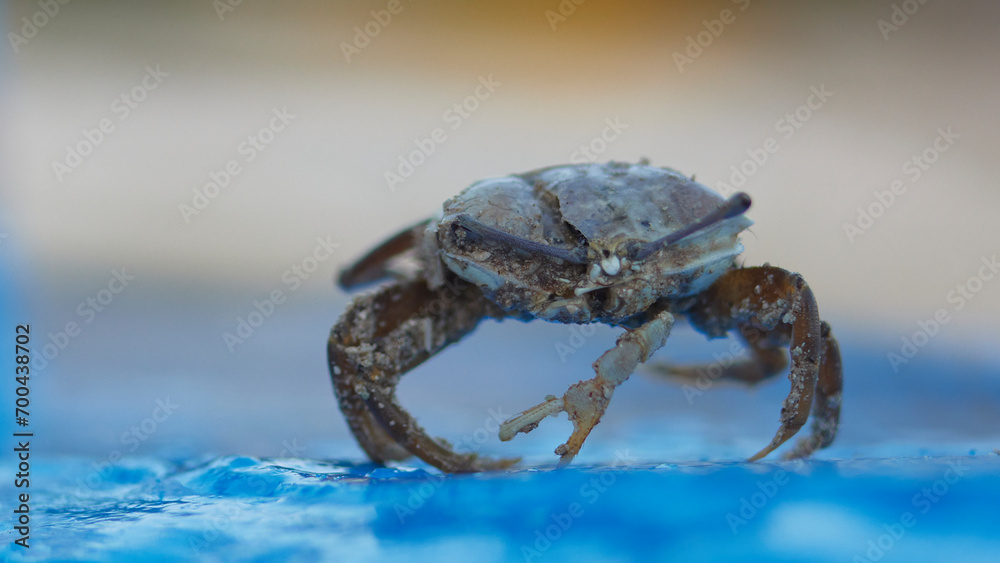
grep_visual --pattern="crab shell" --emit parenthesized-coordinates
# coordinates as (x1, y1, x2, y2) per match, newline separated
(419, 162, 753, 324)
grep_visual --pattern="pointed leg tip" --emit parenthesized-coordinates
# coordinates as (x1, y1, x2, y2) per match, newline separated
(501, 457, 523, 468)
(747, 443, 778, 462)
(780, 436, 824, 461)
(555, 451, 577, 469)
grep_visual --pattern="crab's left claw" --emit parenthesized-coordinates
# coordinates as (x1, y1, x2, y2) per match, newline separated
(500, 310, 674, 467)
(330, 277, 522, 473)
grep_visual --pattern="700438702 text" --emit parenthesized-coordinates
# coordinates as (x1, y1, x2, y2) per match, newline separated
(13, 324, 33, 549)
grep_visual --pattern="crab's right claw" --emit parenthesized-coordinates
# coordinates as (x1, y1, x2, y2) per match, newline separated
(499, 378, 614, 468)
(501, 310, 674, 468)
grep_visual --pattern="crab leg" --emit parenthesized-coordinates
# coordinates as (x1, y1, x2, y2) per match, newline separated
(682, 266, 842, 461)
(783, 321, 842, 459)
(328, 277, 518, 473)
(337, 219, 430, 290)
(646, 323, 788, 385)
(500, 309, 675, 467)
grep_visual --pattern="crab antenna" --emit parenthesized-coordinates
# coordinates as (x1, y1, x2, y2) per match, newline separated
(453, 214, 589, 264)
(631, 192, 751, 261)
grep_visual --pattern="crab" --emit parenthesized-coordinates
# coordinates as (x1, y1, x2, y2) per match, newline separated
(328, 161, 842, 473)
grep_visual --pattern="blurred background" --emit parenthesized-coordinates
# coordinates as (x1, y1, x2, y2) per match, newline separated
(2, 0, 999, 464)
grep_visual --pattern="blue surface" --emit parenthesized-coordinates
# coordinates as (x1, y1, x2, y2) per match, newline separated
(2, 283, 1000, 561)
(2, 454, 1000, 562)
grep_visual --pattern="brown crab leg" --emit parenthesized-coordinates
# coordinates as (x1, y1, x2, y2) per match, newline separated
(499, 309, 675, 467)
(646, 323, 789, 385)
(337, 395, 413, 464)
(328, 277, 518, 473)
(682, 266, 838, 461)
(783, 321, 842, 459)
(337, 219, 430, 290)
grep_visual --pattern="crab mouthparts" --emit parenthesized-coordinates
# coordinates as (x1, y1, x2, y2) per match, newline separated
(600, 255, 621, 276)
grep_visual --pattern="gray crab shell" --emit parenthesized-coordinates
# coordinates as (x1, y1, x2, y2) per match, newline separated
(421, 162, 752, 324)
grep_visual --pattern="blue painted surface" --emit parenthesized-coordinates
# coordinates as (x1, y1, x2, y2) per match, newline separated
(1, 285, 999, 561)
(1, 454, 999, 562)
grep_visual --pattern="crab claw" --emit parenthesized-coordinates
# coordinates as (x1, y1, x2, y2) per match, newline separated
(499, 395, 564, 440)
(501, 309, 674, 468)
(500, 378, 614, 467)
